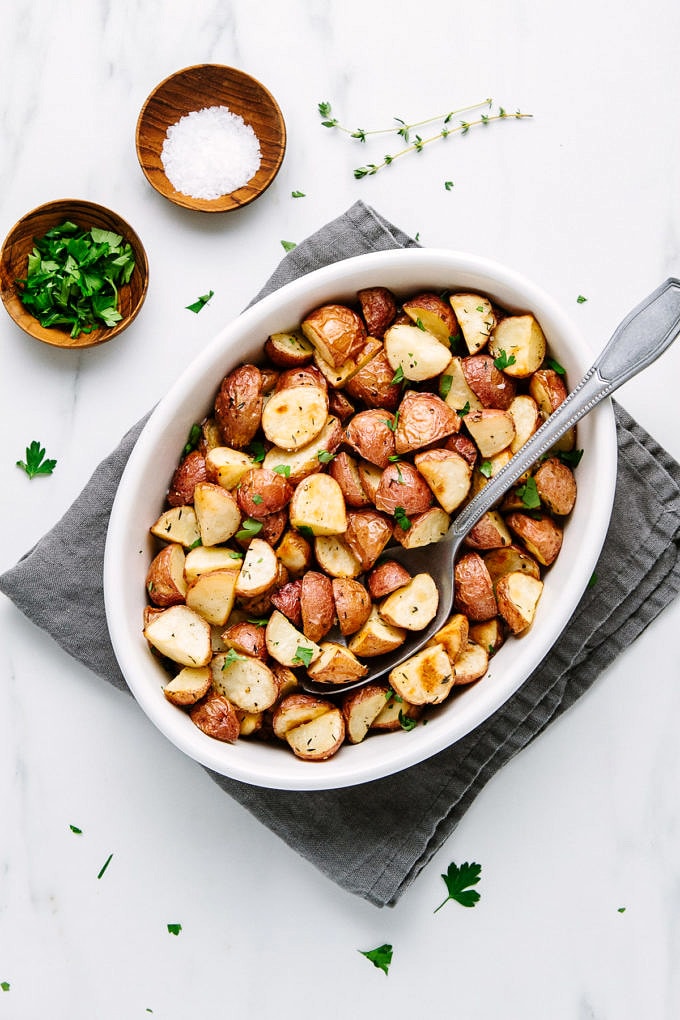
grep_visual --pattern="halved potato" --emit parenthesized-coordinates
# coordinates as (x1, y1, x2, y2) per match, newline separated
(328, 452, 371, 508)
(357, 286, 398, 338)
(143, 605, 212, 667)
(489, 314, 547, 377)
(469, 617, 505, 655)
(395, 390, 460, 454)
(343, 509, 393, 571)
(272, 693, 332, 739)
(289, 473, 347, 536)
(265, 610, 321, 667)
(211, 653, 279, 713)
(449, 293, 496, 354)
(440, 356, 484, 413)
(284, 706, 346, 761)
(344, 347, 401, 411)
(508, 395, 540, 454)
(384, 322, 452, 381)
(529, 368, 568, 416)
(270, 578, 303, 627)
(452, 641, 489, 684)
(163, 666, 212, 706)
(306, 642, 369, 685)
(505, 512, 563, 566)
(166, 450, 207, 507)
(496, 571, 544, 634)
(403, 291, 459, 343)
(190, 695, 240, 743)
(379, 573, 439, 631)
(463, 510, 512, 550)
(262, 415, 343, 484)
(533, 458, 577, 515)
(464, 409, 516, 458)
(313, 535, 362, 578)
(276, 529, 313, 578)
(392, 507, 450, 548)
(342, 685, 391, 744)
(371, 693, 422, 731)
(430, 613, 469, 663)
(312, 337, 379, 388)
(347, 606, 407, 657)
(389, 644, 455, 705)
(301, 303, 367, 368)
(146, 544, 187, 607)
(185, 568, 238, 626)
(221, 620, 267, 660)
(374, 462, 433, 517)
(462, 354, 516, 409)
(414, 448, 472, 513)
(234, 538, 280, 599)
(184, 545, 243, 584)
(332, 577, 373, 636)
(193, 482, 242, 546)
(214, 364, 263, 449)
(367, 560, 412, 600)
(453, 553, 498, 621)
(261, 385, 328, 451)
(204, 447, 255, 490)
(344, 409, 397, 468)
(357, 459, 383, 503)
(150, 506, 201, 548)
(483, 545, 541, 585)
(264, 330, 315, 368)
(300, 571, 335, 643)
(236, 468, 293, 519)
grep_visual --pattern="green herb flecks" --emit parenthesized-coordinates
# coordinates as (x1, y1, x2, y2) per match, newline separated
(557, 448, 583, 468)
(291, 191, 306, 198)
(458, 400, 471, 418)
(186, 290, 214, 313)
(479, 460, 493, 478)
(434, 861, 482, 912)
(15, 221, 136, 338)
(235, 518, 263, 541)
(546, 357, 566, 375)
(246, 440, 266, 463)
(281, 240, 297, 253)
(1, 982, 9, 992)
(297, 525, 315, 540)
(183, 423, 202, 456)
(221, 648, 247, 669)
(16, 441, 57, 480)
(390, 365, 405, 385)
(493, 349, 516, 370)
(292, 645, 314, 668)
(444, 180, 454, 190)
(167, 923, 182, 936)
(399, 711, 417, 731)
(516, 476, 541, 509)
(317, 449, 336, 464)
(359, 943, 393, 976)
(577, 294, 588, 304)
(393, 506, 411, 531)
(97, 853, 113, 880)
(273, 464, 291, 477)
(69, 824, 83, 834)
(439, 374, 453, 399)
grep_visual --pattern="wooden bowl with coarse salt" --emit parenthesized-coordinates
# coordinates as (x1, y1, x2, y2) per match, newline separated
(136, 64, 287, 213)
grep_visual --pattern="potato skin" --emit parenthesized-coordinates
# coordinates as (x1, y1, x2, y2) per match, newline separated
(345, 349, 401, 411)
(506, 512, 563, 566)
(462, 355, 517, 410)
(328, 451, 371, 508)
(453, 552, 498, 621)
(332, 578, 373, 636)
(533, 458, 577, 516)
(367, 560, 412, 599)
(214, 364, 263, 449)
(190, 695, 240, 743)
(344, 409, 397, 467)
(275, 364, 328, 393)
(444, 433, 478, 467)
(269, 578, 303, 627)
(222, 621, 267, 660)
(236, 467, 293, 519)
(357, 286, 398, 338)
(301, 304, 367, 368)
(167, 450, 207, 507)
(394, 390, 460, 454)
(344, 509, 394, 571)
(300, 571, 335, 643)
(374, 462, 433, 517)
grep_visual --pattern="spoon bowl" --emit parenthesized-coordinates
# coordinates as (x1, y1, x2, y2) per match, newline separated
(301, 277, 680, 697)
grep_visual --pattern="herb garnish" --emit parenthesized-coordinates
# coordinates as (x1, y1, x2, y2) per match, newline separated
(273, 464, 291, 477)
(390, 365, 405, 385)
(251, 493, 264, 505)
(291, 191, 306, 198)
(167, 923, 182, 936)
(479, 460, 493, 478)
(318, 99, 532, 179)
(297, 525, 315, 540)
(557, 448, 584, 467)
(546, 357, 566, 375)
(493, 349, 516, 370)
(16, 221, 135, 337)
(393, 506, 411, 531)
(292, 645, 314, 667)
(16, 441, 57, 480)
(399, 711, 417, 731)
(221, 648, 247, 669)
(281, 240, 297, 252)
(186, 290, 214, 313)
(246, 440, 266, 463)
(1, 982, 9, 992)
(183, 423, 202, 455)
(359, 943, 393, 975)
(439, 374, 453, 399)
(434, 861, 482, 912)
(235, 518, 263, 541)
(317, 450, 336, 464)
(69, 824, 83, 834)
(444, 180, 454, 190)
(97, 853, 113, 880)
(516, 476, 541, 509)
(458, 400, 470, 418)
(577, 295, 588, 304)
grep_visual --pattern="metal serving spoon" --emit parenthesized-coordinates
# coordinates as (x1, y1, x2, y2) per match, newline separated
(300, 277, 680, 696)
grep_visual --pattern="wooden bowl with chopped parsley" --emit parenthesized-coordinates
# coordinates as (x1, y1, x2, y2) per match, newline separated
(0, 198, 149, 349)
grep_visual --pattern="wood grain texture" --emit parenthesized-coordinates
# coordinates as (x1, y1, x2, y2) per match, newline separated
(135, 64, 286, 212)
(0, 199, 149, 349)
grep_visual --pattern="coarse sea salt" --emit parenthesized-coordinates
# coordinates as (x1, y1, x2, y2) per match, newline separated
(161, 105, 262, 200)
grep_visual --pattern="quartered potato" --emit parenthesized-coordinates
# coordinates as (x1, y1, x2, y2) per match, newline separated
(145, 280, 578, 763)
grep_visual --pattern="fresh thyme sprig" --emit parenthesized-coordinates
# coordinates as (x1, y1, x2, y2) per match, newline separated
(317, 99, 492, 142)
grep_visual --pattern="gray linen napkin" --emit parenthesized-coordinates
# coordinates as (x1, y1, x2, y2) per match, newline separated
(2, 201, 679, 908)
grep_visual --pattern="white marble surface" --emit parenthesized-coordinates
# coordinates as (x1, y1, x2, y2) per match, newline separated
(2, 1, 680, 1016)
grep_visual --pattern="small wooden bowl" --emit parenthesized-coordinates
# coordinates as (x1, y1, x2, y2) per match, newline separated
(0, 199, 149, 350)
(136, 64, 286, 212)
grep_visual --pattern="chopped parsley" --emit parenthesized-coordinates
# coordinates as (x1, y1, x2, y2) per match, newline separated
(16, 221, 136, 337)
(1, 982, 9, 992)
(167, 923, 182, 936)
(577, 294, 588, 304)
(434, 861, 482, 912)
(291, 191, 306, 198)
(557, 447, 584, 467)
(359, 943, 393, 975)
(390, 365, 405, 385)
(281, 240, 297, 252)
(246, 440, 266, 463)
(16, 441, 57, 480)
(457, 400, 470, 418)
(516, 476, 541, 509)
(186, 290, 214, 313)
(69, 824, 83, 834)
(221, 648, 247, 669)
(399, 711, 417, 731)
(235, 518, 263, 541)
(292, 645, 314, 667)
(297, 525, 315, 540)
(439, 374, 453, 399)
(97, 853, 113, 880)
(393, 506, 411, 531)
(183, 423, 202, 455)
(251, 493, 264, 505)
(317, 449, 336, 464)
(444, 180, 454, 190)
(479, 460, 493, 478)
(546, 357, 566, 375)
(493, 349, 516, 370)
(273, 464, 291, 477)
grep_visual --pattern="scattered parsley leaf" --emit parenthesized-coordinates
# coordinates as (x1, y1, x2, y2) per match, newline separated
(167, 923, 182, 936)
(292, 645, 314, 667)
(247, 617, 268, 627)
(69, 824, 83, 834)
(546, 357, 566, 375)
(516, 476, 541, 509)
(388, 454, 402, 463)
(617, 906, 626, 913)
(186, 290, 214, 313)
(228, 550, 243, 559)
(458, 401, 470, 418)
(246, 440, 266, 463)
(588, 571, 598, 589)
(415, 317, 426, 331)
(281, 240, 297, 252)
(439, 374, 453, 399)
(221, 648, 247, 669)
(297, 524, 315, 540)
(273, 464, 291, 477)
(188, 537, 202, 550)
(577, 294, 588, 304)
(444, 180, 454, 190)
(1, 982, 9, 992)
(317, 449, 336, 464)
(479, 460, 493, 478)
(399, 711, 417, 731)
(251, 493, 264, 505)
(557, 448, 584, 468)
(291, 190, 306, 198)
(384, 410, 399, 432)
(97, 853, 113, 880)
(235, 518, 263, 541)
(434, 861, 482, 912)
(390, 365, 405, 385)
(359, 943, 393, 975)
(16, 441, 57, 480)
(183, 423, 202, 455)
(393, 506, 411, 531)
(493, 349, 516, 370)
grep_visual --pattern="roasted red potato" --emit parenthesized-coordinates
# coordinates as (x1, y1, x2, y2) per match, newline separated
(214, 364, 263, 449)
(357, 286, 398, 338)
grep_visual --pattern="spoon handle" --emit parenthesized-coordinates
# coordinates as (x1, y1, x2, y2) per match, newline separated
(449, 278, 680, 540)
